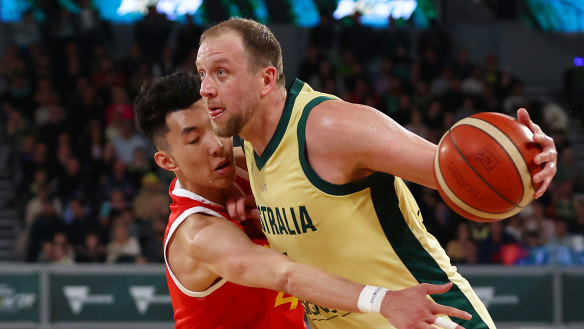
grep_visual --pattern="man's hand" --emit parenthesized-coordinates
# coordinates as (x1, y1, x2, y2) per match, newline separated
(516, 108, 558, 198)
(226, 195, 258, 222)
(380, 283, 472, 329)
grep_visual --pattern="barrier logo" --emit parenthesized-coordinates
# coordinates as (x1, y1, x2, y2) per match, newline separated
(474, 286, 519, 308)
(63, 286, 114, 314)
(0, 284, 36, 313)
(129, 286, 171, 314)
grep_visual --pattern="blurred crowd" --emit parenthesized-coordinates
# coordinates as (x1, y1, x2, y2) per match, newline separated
(0, 4, 583, 266)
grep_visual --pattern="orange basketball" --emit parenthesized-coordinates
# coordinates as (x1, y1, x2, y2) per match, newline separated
(433, 112, 543, 222)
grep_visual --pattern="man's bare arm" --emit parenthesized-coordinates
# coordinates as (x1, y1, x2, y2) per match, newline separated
(168, 213, 471, 329)
(305, 101, 557, 194)
(305, 100, 437, 188)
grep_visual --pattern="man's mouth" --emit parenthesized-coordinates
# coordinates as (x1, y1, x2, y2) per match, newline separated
(215, 160, 231, 172)
(209, 107, 225, 120)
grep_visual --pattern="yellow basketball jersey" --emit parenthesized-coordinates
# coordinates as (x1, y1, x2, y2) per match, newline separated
(244, 79, 496, 329)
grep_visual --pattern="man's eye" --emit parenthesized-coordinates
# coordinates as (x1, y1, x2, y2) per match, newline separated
(188, 138, 200, 144)
(199, 71, 206, 79)
(218, 69, 225, 75)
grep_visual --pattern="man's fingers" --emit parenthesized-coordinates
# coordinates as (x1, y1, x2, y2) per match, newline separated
(516, 108, 531, 127)
(432, 303, 472, 321)
(225, 198, 241, 223)
(236, 197, 247, 221)
(422, 282, 453, 295)
(432, 316, 463, 329)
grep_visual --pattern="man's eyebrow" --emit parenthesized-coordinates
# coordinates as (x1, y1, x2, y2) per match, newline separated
(197, 57, 231, 67)
(181, 126, 198, 136)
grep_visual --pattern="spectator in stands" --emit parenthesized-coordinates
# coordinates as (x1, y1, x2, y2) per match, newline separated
(38, 103, 67, 155)
(545, 220, 581, 265)
(133, 5, 173, 61)
(151, 45, 177, 78)
(26, 200, 64, 262)
(552, 180, 579, 228)
(98, 159, 137, 202)
(49, 232, 75, 264)
(105, 86, 134, 127)
(78, 0, 109, 54)
(75, 232, 106, 263)
(10, 10, 41, 52)
(132, 173, 170, 224)
(405, 109, 428, 139)
(308, 12, 337, 54)
(174, 13, 202, 64)
(112, 120, 148, 164)
(339, 11, 376, 62)
(483, 55, 501, 87)
(25, 186, 62, 228)
(477, 221, 518, 264)
(140, 218, 165, 263)
(91, 55, 126, 92)
(4, 104, 31, 145)
(378, 16, 411, 59)
(461, 67, 485, 96)
(417, 18, 452, 65)
(55, 157, 88, 204)
(126, 147, 153, 185)
(522, 202, 556, 245)
(106, 221, 141, 263)
(556, 147, 584, 193)
(128, 62, 152, 100)
(431, 66, 452, 97)
(452, 48, 474, 79)
(503, 80, 528, 114)
(447, 223, 475, 264)
(98, 188, 127, 228)
(419, 47, 441, 84)
(412, 80, 433, 112)
(297, 45, 322, 83)
(65, 198, 101, 250)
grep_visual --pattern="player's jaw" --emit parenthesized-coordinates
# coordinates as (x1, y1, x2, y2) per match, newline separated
(207, 101, 247, 138)
(207, 151, 236, 187)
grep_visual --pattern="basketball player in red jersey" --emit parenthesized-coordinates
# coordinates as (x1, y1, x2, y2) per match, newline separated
(134, 71, 472, 329)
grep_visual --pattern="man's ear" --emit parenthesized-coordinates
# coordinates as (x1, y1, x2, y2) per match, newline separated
(154, 150, 178, 172)
(260, 66, 278, 97)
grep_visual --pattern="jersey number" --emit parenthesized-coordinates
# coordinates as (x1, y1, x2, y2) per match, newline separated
(274, 292, 299, 310)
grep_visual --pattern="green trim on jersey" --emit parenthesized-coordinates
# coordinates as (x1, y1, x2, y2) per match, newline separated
(254, 79, 304, 170)
(370, 175, 488, 329)
(297, 96, 383, 195)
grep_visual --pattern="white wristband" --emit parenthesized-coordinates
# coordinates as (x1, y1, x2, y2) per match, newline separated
(433, 317, 458, 329)
(357, 285, 388, 313)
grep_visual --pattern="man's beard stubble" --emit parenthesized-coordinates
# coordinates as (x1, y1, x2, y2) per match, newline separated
(211, 113, 244, 138)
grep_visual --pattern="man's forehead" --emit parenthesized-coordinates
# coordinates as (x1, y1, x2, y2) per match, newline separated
(167, 102, 207, 129)
(197, 32, 244, 64)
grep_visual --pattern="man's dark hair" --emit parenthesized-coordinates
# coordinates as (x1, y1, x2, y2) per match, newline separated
(133, 71, 201, 148)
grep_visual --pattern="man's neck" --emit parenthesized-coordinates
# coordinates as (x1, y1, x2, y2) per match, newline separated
(240, 86, 287, 156)
(178, 177, 232, 206)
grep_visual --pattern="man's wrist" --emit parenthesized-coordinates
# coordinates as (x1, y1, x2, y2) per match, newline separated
(357, 285, 388, 313)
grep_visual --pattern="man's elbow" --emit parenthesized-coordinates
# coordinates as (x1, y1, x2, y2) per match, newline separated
(274, 262, 297, 294)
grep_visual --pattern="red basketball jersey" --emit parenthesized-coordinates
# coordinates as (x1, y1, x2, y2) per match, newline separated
(164, 170, 305, 329)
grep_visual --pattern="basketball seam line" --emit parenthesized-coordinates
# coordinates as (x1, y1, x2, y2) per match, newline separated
(467, 116, 533, 205)
(447, 123, 522, 210)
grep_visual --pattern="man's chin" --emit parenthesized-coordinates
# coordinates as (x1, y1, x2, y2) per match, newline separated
(211, 121, 240, 138)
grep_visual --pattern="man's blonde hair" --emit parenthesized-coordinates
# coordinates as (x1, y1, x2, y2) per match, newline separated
(201, 18, 285, 86)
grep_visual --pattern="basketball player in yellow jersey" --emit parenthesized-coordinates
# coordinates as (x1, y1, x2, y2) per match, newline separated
(196, 19, 558, 329)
